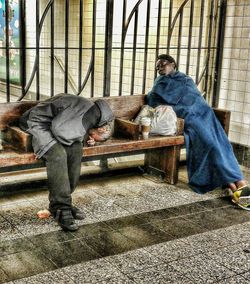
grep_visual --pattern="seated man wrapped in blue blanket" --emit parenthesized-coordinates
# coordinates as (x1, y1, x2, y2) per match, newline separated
(147, 54, 250, 210)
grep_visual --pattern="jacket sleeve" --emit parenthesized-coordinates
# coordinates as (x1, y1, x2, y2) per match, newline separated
(25, 101, 63, 158)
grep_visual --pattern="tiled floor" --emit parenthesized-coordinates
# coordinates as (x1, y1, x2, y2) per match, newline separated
(0, 166, 250, 284)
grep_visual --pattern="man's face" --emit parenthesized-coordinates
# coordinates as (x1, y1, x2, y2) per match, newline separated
(89, 125, 111, 142)
(89, 131, 102, 142)
(89, 130, 102, 142)
(156, 59, 175, 75)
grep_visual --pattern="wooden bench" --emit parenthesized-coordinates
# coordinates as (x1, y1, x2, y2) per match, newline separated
(0, 94, 230, 186)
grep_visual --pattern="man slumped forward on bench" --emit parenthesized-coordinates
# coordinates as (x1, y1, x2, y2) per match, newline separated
(147, 54, 250, 211)
(19, 94, 114, 231)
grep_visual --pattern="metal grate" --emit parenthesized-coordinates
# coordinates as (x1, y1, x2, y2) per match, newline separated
(0, 0, 226, 106)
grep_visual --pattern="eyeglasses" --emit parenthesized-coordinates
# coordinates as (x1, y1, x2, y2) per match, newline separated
(155, 59, 171, 69)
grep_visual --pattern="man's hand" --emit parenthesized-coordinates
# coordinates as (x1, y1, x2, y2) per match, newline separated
(87, 136, 96, 146)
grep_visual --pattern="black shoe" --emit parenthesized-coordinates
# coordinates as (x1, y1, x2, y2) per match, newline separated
(55, 209, 79, 231)
(71, 206, 86, 220)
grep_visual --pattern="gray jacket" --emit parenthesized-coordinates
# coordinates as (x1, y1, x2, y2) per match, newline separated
(19, 94, 114, 158)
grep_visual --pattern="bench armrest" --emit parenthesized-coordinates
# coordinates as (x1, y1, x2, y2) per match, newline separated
(213, 108, 231, 136)
(114, 118, 140, 140)
(2, 126, 32, 152)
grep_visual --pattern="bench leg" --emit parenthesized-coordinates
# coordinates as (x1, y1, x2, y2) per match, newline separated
(99, 157, 109, 172)
(144, 146, 181, 184)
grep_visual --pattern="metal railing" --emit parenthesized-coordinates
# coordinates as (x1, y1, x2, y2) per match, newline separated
(0, 0, 227, 106)
(52, 55, 78, 95)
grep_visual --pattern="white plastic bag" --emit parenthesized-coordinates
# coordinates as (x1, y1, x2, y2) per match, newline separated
(134, 105, 177, 136)
(150, 105, 177, 136)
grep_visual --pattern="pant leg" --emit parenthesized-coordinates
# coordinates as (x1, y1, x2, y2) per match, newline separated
(64, 141, 83, 193)
(42, 143, 72, 213)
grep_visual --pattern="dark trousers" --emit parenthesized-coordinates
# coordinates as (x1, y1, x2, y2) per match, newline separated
(42, 141, 83, 213)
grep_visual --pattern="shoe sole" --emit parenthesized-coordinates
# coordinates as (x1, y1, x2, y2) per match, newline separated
(232, 199, 250, 211)
(239, 196, 250, 205)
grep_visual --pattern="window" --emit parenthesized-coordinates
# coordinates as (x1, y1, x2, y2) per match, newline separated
(0, 0, 20, 84)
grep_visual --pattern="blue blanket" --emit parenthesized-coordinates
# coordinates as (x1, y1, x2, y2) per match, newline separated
(147, 71, 243, 193)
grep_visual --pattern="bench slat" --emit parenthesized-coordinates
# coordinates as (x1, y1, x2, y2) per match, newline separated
(0, 136, 184, 169)
(83, 136, 184, 156)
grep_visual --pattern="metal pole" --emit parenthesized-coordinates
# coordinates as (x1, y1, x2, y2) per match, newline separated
(50, 0, 54, 97)
(155, 0, 162, 79)
(119, 0, 127, 96)
(142, 0, 151, 94)
(20, 0, 26, 99)
(64, 0, 69, 94)
(130, 9, 138, 95)
(78, 0, 83, 95)
(91, 0, 96, 97)
(212, 0, 227, 108)
(103, 0, 114, 97)
(167, 0, 172, 54)
(204, 0, 214, 100)
(5, 0, 10, 102)
(36, 0, 40, 100)
(195, 0, 205, 84)
(186, 0, 194, 75)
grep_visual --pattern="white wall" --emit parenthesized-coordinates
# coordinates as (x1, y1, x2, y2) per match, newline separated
(218, 0, 250, 146)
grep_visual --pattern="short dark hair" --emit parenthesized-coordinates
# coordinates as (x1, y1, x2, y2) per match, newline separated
(157, 54, 176, 69)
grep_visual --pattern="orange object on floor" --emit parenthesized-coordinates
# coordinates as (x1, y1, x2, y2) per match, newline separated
(37, 209, 51, 219)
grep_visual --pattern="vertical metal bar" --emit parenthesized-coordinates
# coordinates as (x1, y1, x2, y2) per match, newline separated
(130, 9, 138, 95)
(212, 0, 227, 108)
(5, 0, 10, 101)
(50, 0, 54, 97)
(20, 1, 52, 101)
(118, 0, 126, 96)
(64, 0, 69, 94)
(36, 0, 40, 100)
(91, 0, 96, 97)
(142, 0, 150, 94)
(204, 0, 214, 100)
(20, 0, 26, 99)
(154, 0, 162, 78)
(167, 0, 173, 54)
(195, 0, 205, 84)
(176, 10, 183, 69)
(78, 0, 83, 94)
(103, 0, 114, 97)
(186, 0, 194, 75)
